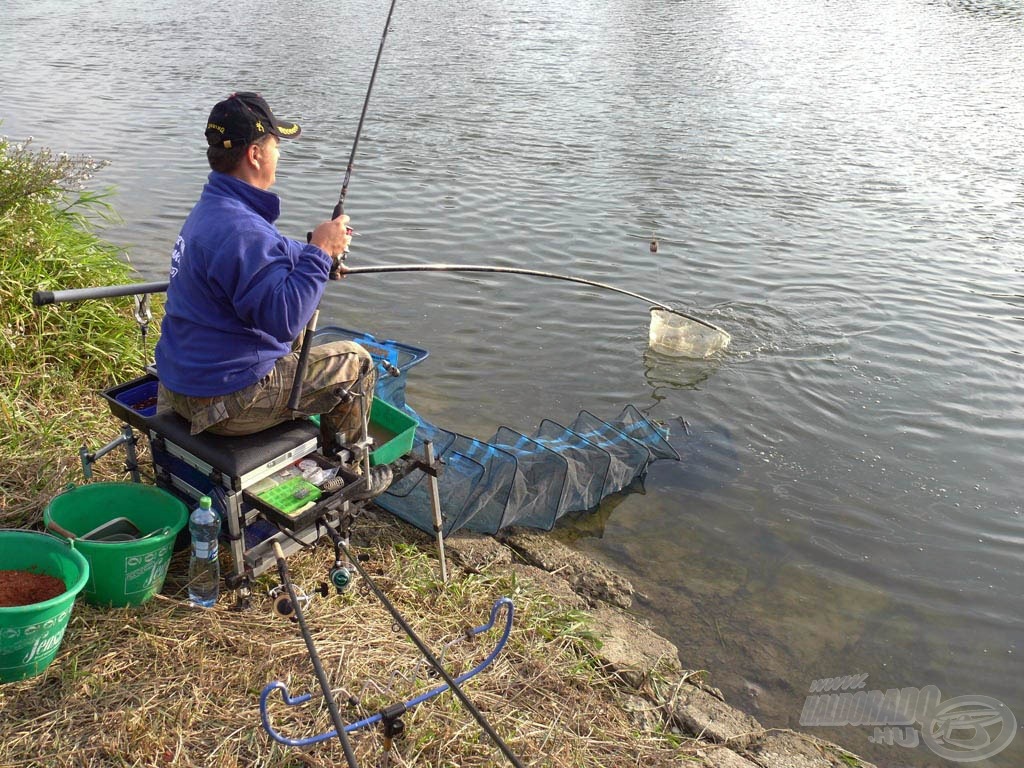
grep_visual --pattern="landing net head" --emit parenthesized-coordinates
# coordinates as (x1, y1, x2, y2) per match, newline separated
(648, 308, 730, 358)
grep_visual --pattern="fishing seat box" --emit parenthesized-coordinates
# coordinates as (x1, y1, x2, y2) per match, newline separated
(100, 328, 425, 600)
(101, 374, 368, 596)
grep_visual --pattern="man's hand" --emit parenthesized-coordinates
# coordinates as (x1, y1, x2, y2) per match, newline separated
(330, 259, 349, 281)
(310, 214, 353, 259)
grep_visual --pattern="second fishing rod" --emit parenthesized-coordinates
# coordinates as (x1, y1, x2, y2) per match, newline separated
(287, 0, 400, 413)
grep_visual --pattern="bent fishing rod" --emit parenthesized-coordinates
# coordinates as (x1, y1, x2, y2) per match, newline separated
(344, 264, 728, 332)
(31, 265, 727, 332)
(287, 0, 401, 412)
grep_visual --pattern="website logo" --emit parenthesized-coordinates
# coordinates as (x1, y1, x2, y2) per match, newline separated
(800, 675, 1016, 763)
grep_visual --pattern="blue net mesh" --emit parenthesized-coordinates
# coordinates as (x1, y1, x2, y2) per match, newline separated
(532, 419, 611, 511)
(315, 326, 679, 535)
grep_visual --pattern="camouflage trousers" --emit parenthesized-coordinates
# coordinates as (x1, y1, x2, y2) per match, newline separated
(157, 340, 376, 450)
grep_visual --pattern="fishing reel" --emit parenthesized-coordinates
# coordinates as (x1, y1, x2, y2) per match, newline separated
(269, 583, 313, 622)
(318, 563, 353, 596)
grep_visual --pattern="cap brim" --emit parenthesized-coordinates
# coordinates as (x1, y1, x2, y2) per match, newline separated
(274, 120, 301, 139)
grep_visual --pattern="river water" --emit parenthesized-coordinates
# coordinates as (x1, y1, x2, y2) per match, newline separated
(3, 1, 1022, 765)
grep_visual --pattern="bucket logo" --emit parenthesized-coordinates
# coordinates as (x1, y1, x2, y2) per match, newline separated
(800, 674, 1016, 762)
(0, 607, 73, 669)
(22, 629, 67, 665)
(123, 546, 171, 595)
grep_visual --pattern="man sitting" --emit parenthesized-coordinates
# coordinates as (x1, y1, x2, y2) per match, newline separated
(154, 92, 390, 499)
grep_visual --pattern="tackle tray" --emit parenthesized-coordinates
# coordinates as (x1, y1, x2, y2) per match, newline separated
(102, 373, 160, 430)
(242, 455, 361, 531)
(257, 477, 323, 515)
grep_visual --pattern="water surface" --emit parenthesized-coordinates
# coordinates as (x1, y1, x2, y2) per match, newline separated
(3, 1, 1022, 764)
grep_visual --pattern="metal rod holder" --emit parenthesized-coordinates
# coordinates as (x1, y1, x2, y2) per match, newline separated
(79, 424, 140, 482)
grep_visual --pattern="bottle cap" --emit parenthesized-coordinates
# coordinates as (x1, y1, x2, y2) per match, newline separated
(199, 496, 212, 508)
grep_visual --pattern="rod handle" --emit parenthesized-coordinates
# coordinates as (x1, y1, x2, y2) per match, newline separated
(287, 309, 318, 412)
(328, 202, 347, 280)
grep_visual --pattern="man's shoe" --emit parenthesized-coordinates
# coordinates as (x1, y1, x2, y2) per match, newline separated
(348, 464, 393, 502)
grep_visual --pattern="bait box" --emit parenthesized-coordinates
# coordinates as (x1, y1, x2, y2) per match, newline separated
(368, 399, 417, 466)
(102, 374, 160, 431)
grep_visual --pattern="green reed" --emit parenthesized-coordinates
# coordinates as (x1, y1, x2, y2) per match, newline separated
(0, 135, 155, 526)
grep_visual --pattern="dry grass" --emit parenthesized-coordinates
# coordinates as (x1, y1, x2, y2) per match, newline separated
(0, 511, 697, 768)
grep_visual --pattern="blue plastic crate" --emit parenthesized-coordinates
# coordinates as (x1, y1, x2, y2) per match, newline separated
(313, 326, 428, 372)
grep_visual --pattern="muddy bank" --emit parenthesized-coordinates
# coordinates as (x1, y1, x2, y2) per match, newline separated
(443, 527, 874, 768)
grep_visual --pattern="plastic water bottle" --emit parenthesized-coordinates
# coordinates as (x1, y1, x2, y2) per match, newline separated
(188, 495, 220, 607)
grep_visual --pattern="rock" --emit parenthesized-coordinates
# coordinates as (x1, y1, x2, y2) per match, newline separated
(621, 692, 663, 734)
(587, 604, 682, 689)
(381, 518, 873, 768)
(499, 527, 634, 608)
(667, 681, 762, 746)
(691, 747, 762, 767)
(445, 532, 512, 571)
(742, 731, 876, 768)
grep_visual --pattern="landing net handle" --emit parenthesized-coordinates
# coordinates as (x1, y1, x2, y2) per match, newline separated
(32, 281, 169, 306)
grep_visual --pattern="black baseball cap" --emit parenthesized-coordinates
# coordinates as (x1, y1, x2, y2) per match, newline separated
(205, 92, 301, 149)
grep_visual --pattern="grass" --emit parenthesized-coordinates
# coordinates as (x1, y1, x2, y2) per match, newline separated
(0, 135, 153, 526)
(0, 137, 699, 767)
(1, 514, 696, 767)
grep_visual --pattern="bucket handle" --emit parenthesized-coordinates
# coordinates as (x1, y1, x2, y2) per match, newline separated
(46, 484, 80, 540)
(45, 519, 79, 540)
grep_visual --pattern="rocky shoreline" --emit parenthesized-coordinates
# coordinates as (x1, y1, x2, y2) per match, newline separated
(444, 527, 874, 768)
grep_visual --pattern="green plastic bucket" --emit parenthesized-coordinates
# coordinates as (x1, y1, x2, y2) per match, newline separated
(0, 530, 90, 682)
(44, 483, 188, 607)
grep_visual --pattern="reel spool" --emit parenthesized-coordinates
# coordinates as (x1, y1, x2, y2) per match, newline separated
(269, 584, 312, 621)
(330, 565, 352, 591)
(272, 593, 297, 621)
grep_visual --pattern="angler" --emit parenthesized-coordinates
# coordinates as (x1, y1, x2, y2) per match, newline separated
(152, 92, 392, 501)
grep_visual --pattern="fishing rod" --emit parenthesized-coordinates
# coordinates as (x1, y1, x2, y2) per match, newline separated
(30, 265, 725, 331)
(32, 281, 170, 306)
(317, 524, 526, 767)
(287, 0, 401, 412)
(264, 525, 520, 762)
(342, 263, 726, 332)
(30, 265, 730, 356)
